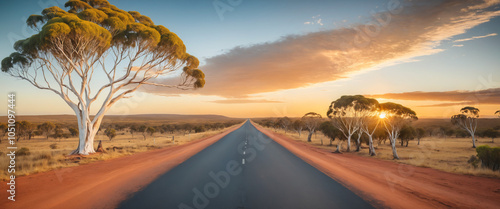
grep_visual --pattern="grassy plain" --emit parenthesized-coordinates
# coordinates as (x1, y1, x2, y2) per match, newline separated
(0, 114, 243, 181)
(264, 118, 500, 178)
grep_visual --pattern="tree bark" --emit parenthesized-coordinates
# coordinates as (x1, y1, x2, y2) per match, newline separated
(355, 134, 361, 152)
(471, 133, 476, 148)
(391, 137, 399, 159)
(346, 135, 351, 152)
(334, 141, 342, 153)
(368, 135, 376, 156)
(307, 131, 313, 142)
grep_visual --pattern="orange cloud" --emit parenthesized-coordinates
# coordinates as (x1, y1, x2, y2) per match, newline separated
(209, 99, 283, 104)
(145, 0, 500, 99)
(368, 88, 500, 107)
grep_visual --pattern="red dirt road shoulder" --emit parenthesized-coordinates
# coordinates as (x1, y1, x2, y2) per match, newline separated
(254, 123, 500, 209)
(0, 125, 241, 209)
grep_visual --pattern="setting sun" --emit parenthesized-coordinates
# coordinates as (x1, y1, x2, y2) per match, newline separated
(379, 113, 386, 119)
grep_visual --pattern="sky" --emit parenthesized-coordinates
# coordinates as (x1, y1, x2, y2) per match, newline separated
(0, 0, 499, 118)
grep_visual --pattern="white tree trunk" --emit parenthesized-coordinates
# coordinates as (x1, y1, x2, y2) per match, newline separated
(70, 107, 107, 155)
(471, 133, 476, 148)
(368, 135, 376, 156)
(355, 133, 362, 152)
(307, 131, 313, 142)
(391, 137, 399, 159)
(346, 135, 351, 152)
(335, 141, 343, 153)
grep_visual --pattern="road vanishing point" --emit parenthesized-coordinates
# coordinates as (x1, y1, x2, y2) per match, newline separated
(118, 120, 373, 209)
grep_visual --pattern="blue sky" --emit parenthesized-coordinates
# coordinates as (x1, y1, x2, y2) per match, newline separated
(0, 0, 499, 118)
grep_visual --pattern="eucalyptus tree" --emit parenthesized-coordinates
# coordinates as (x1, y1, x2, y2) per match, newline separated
(104, 128, 116, 140)
(1, 0, 205, 155)
(379, 102, 418, 159)
(319, 121, 343, 149)
(38, 122, 56, 140)
(357, 98, 381, 156)
(302, 112, 322, 142)
(327, 95, 376, 152)
(416, 128, 425, 145)
(278, 116, 292, 134)
(451, 107, 480, 148)
(292, 119, 305, 137)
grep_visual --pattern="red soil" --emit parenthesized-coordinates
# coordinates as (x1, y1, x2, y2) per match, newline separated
(2, 122, 499, 209)
(0, 124, 241, 209)
(254, 123, 500, 209)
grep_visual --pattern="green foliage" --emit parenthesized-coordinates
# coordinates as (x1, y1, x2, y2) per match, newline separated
(460, 106, 479, 117)
(69, 127, 79, 137)
(327, 95, 379, 118)
(2, 0, 204, 88)
(319, 121, 341, 141)
(475, 145, 500, 171)
(38, 122, 56, 139)
(146, 127, 156, 136)
(399, 125, 416, 146)
(18, 147, 31, 156)
(416, 128, 426, 139)
(379, 102, 417, 119)
(194, 125, 206, 133)
(104, 128, 117, 140)
(481, 129, 498, 141)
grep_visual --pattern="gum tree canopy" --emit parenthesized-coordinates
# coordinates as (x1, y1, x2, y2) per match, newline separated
(451, 106, 480, 148)
(379, 102, 418, 159)
(327, 95, 376, 152)
(1, 0, 205, 155)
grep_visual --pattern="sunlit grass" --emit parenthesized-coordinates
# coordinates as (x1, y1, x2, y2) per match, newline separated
(271, 128, 500, 178)
(0, 126, 236, 181)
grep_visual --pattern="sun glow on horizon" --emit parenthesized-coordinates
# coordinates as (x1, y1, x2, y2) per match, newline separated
(379, 112, 386, 119)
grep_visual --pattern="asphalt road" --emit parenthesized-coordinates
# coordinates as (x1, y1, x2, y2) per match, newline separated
(118, 120, 374, 209)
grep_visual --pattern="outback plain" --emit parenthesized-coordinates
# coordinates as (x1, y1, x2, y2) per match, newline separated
(1, 0, 500, 208)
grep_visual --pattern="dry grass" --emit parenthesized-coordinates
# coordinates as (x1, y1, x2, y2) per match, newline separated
(0, 126, 237, 181)
(271, 128, 500, 178)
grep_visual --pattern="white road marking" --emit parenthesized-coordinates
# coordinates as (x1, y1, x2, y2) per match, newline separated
(243, 151, 246, 155)
(242, 159, 245, 165)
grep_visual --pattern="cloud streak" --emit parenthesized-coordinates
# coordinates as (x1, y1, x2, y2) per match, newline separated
(453, 33, 498, 43)
(368, 88, 500, 107)
(146, 0, 500, 99)
(209, 99, 283, 104)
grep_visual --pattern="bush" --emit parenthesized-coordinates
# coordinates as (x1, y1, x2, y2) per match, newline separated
(50, 143, 58, 149)
(17, 147, 31, 156)
(476, 145, 500, 171)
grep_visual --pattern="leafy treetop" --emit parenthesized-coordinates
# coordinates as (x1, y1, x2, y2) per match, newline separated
(2, 0, 204, 88)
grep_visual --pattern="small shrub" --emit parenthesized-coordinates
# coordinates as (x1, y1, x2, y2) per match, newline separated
(17, 147, 31, 156)
(467, 155, 479, 168)
(49, 143, 58, 149)
(476, 145, 500, 171)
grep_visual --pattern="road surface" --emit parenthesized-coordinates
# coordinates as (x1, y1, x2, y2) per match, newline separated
(118, 121, 373, 209)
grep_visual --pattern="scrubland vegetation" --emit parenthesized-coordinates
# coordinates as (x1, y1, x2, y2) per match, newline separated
(255, 98, 500, 178)
(0, 117, 242, 181)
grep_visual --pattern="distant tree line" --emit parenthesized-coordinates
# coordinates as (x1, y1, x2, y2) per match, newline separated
(255, 96, 500, 160)
(0, 120, 241, 143)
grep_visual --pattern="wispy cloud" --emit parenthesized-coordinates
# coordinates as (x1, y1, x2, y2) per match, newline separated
(146, 0, 500, 99)
(368, 88, 500, 107)
(209, 99, 283, 104)
(453, 44, 464, 47)
(453, 33, 498, 43)
(304, 14, 323, 25)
